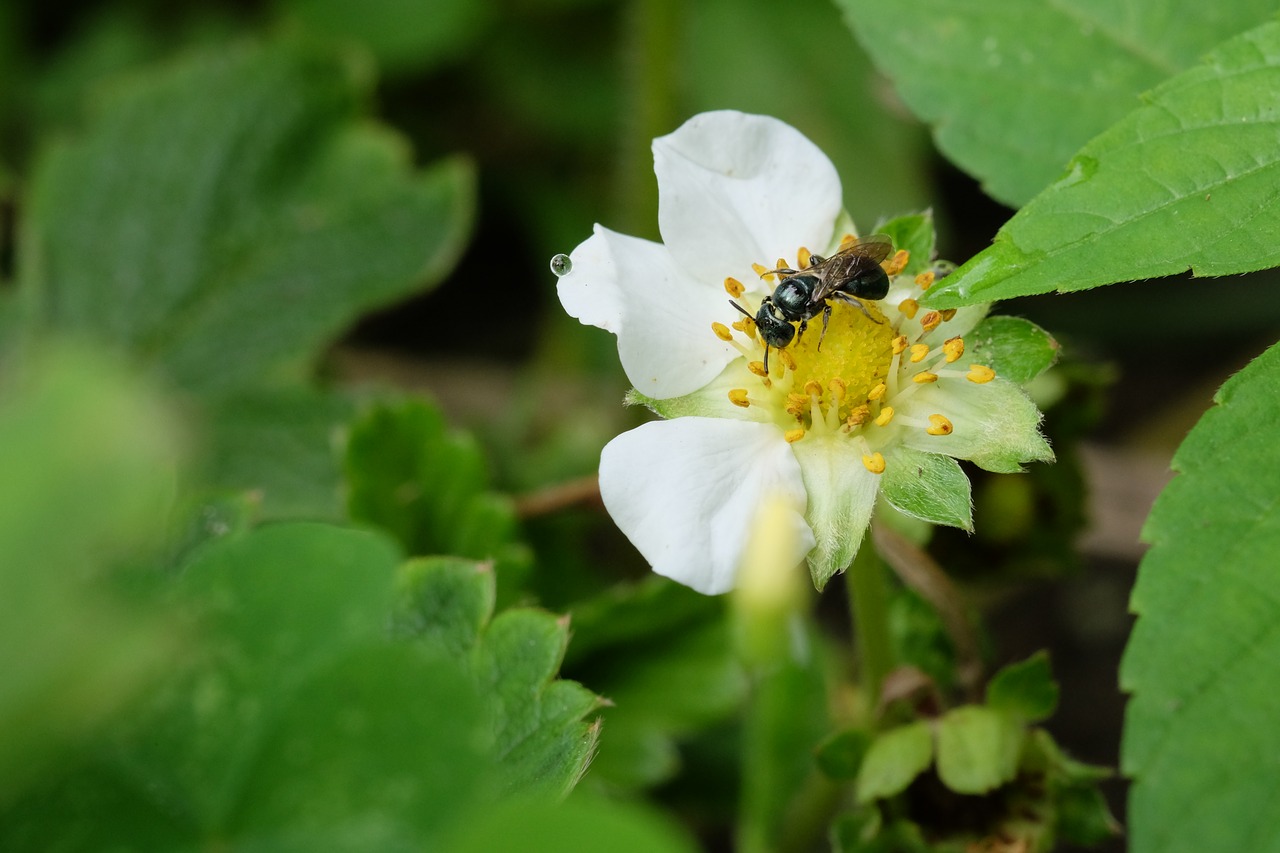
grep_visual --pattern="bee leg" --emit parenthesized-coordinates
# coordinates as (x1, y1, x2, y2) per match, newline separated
(818, 303, 833, 351)
(763, 267, 798, 279)
(834, 292, 884, 324)
(795, 318, 809, 346)
(763, 344, 771, 373)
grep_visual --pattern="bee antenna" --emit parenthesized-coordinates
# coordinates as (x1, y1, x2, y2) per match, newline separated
(729, 300, 753, 319)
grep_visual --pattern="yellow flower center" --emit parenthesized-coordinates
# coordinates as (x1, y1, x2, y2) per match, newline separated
(786, 301, 895, 424)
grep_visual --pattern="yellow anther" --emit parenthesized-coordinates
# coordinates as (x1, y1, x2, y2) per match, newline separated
(968, 364, 996, 384)
(839, 233, 857, 249)
(748, 360, 768, 378)
(926, 414, 954, 436)
(829, 377, 847, 397)
(915, 270, 936, 290)
(803, 380, 823, 397)
(753, 262, 772, 279)
(798, 246, 812, 268)
(920, 311, 942, 332)
(847, 405, 871, 426)
(728, 388, 751, 408)
(862, 452, 886, 474)
(784, 427, 806, 443)
(874, 406, 896, 427)
(909, 343, 930, 363)
(787, 392, 809, 407)
(913, 372, 939, 384)
(712, 322, 734, 341)
(943, 337, 965, 363)
(776, 257, 789, 271)
(940, 308, 958, 321)
(777, 348, 797, 371)
(897, 298, 919, 319)
(868, 382, 887, 401)
(883, 249, 910, 276)
(892, 335, 909, 356)
(741, 317, 757, 337)
(724, 277, 745, 297)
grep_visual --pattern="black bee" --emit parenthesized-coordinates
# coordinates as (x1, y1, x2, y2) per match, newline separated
(731, 234, 895, 371)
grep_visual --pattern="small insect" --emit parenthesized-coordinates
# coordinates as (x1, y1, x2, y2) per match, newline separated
(731, 234, 894, 371)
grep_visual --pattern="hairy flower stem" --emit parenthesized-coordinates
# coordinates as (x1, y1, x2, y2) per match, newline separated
(847, 542, 893, 722)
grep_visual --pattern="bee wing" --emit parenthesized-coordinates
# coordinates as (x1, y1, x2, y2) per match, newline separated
(809, 235, 896, 302)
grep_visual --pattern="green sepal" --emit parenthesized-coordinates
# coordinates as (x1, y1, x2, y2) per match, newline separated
(875, 210, 936, 276)
(880, 447, 973, 532)
(967, 316, 1060, 386)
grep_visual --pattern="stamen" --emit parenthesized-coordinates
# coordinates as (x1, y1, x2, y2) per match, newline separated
(753, 262, 773, 280)
(784, 428, 806, 443)
(728, 389, 751, 408)
(875, 406, 896, 427)
(915, 271, 936, 290)
(724, 277, 745, 297)
(883, 249, 910, 276)
(943, 337, 965, 363)
(846, 405, 871, 426)
(892, 335, 909, 356)
(777, 348, 797, 371)
(868, 382, 887, 401)
(926, 414, 954, 436)
(839, 233, 857, 250)
(913, 372, 939, 384)
(919, 311, 942, 332)
(940, 308, 958, 321)
(798, 247, 812, 268)
(967, 364, 996, 384)
(909, 343, 930, 363)
(776, 257, 788, 271)
(897, 298, 919, 319)
(862, 452, 886, 474)
(803, 380, 823, 397)
(747, 361, 768, 378)
(712, 322, 734, 342)
(829, 377, 847, 399)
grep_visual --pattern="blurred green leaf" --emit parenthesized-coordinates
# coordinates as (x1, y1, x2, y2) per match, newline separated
(0, 346, 182, 802)
(927, 20, 1280, 307)
(446, 792, 699, 853)
(965, 316, 1059, 386)
(1122, 339, 1280, 852)
(986, 651, 1059, 723)
(855, 721, 932, 803)
(345, 398, 532, 596)
(20, 42, 473, 394)
(935, 705, 1023, 795)
(395, 556, 603, 796)
(281, 0, 493, 76)
(815, 728, 873, 781)
(839, 0, 1277, 206)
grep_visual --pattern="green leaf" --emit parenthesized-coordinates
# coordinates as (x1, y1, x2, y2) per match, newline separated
(965, 316, 1059, 386)
(815, 728, 873, 780)
(344, 398, 531, 596)
(1122, 339, 1280, 852)
(0, 347, 182, 801)
(20, 42, 474, 393)
(927, 20, 1280, 307)
(986, 651, 1059, 723)
(394, 556, 602, 796)
(445, 793, 699, 853)
(282, 0, 493, 76)
(855, 721, 933, 802)
(838, 0, 1277, 206)
(880, 447, 973, 531)
(232, 644, 491, 850)
(877, 211, 936, 277)
(935, 705, 1024, 795)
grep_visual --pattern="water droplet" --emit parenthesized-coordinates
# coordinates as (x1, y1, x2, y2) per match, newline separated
(550, 253, 573, 277)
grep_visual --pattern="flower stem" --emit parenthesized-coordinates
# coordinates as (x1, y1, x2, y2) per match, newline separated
(847, 538, 893, 721)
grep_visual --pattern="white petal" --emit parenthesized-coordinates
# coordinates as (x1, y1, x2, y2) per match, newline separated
(789, 435, 882, 590)
(898, 378, 1053, 473)
(599, 418, 813, 595)
(653, 111, 843, 283)
(559, 225, 740, 399)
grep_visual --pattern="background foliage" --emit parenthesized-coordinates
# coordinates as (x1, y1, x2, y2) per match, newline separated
(2, 0, 1278, 850)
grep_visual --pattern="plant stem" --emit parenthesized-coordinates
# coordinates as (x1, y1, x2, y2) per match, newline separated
(847, 538, 893, 720)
